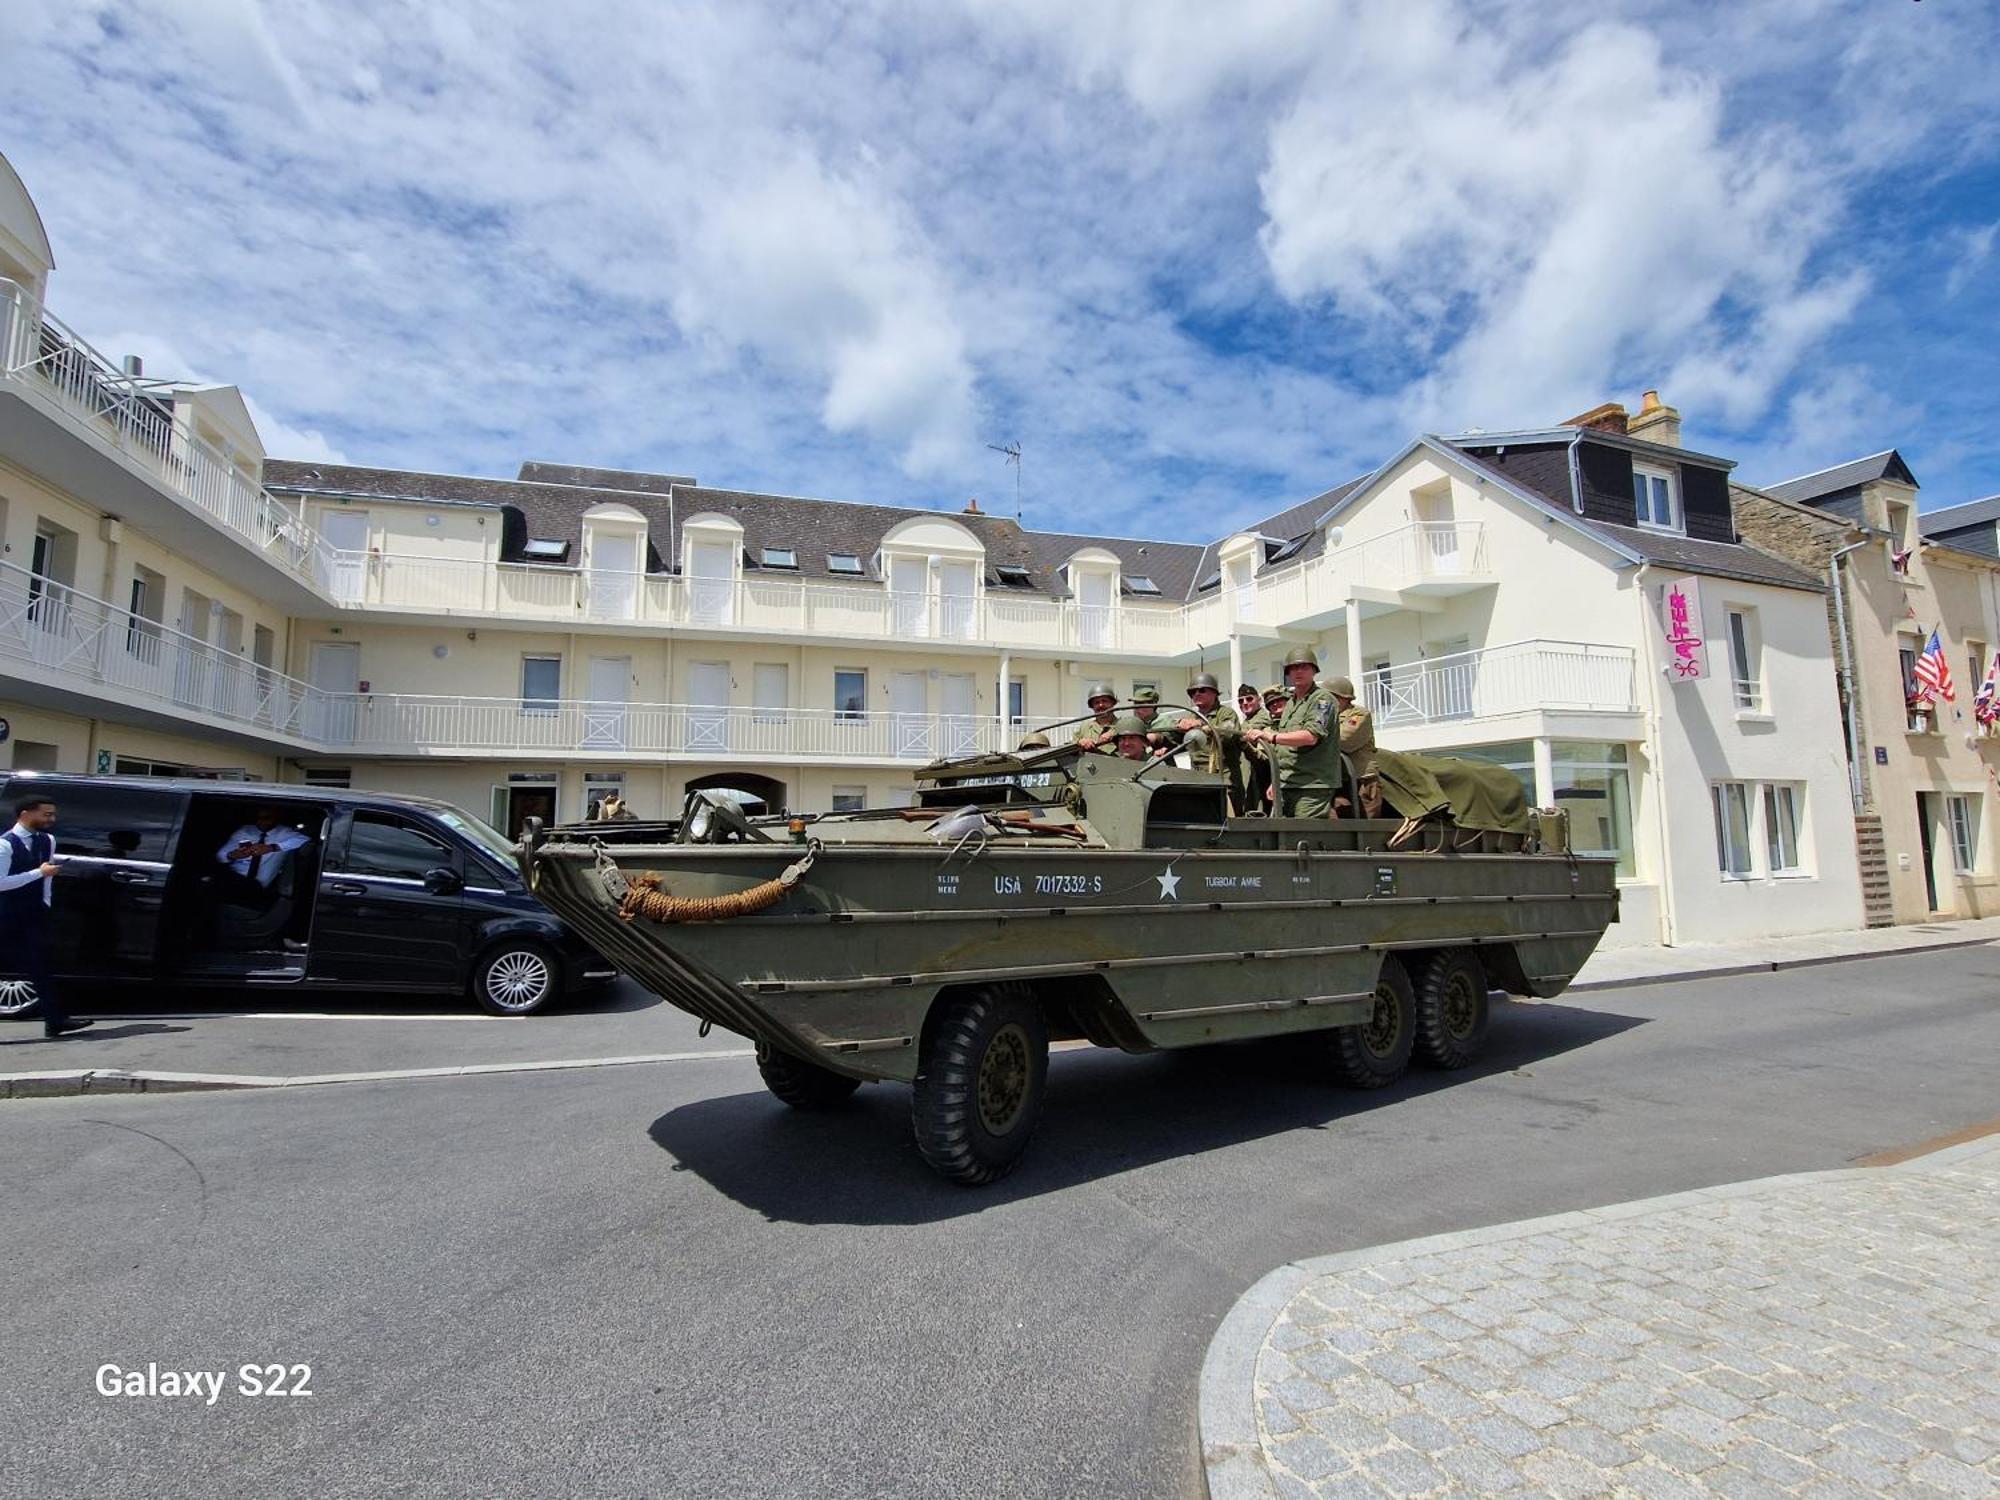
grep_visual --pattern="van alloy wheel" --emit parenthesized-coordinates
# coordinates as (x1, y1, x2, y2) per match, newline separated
(0, 979, 41, 1018)
(474, 943, 557, 1016)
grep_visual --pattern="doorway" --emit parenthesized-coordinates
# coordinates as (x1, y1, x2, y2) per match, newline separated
(687, 661, 730, 752)
(317, 511, 370, 603)
(891, 670, 929, 757)
(584, 656, 630, 749)
(491, 783, 558, 840)
(684, 772, 788, 816)
(1916, 793, 1942, 913)
(586, 532, 638, 620)
(308, 641, 360, 745)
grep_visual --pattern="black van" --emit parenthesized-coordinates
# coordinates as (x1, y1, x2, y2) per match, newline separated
(0, 775, 614, 1016)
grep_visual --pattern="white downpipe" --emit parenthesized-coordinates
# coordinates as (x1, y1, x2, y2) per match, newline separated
(1631, 561, 1678, 947)
(1828, 540, 1868, 811)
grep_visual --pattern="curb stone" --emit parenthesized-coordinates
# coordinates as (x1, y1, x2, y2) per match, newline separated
(1566, 932, 1998, 993)
(0, 1048, 757, 1100)
(1195, 1137, 2000, 1499)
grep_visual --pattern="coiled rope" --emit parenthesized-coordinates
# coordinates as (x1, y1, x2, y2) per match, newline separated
(615, 842, 819, 925)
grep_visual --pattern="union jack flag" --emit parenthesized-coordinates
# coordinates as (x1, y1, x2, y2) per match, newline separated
(1912, 628, 1955, 704)
(1976, 652, 2000, 726)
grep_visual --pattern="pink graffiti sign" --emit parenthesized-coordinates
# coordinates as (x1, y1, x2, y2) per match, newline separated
(1660, 577, 1705, 682)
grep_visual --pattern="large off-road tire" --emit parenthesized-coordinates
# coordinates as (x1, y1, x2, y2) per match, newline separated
(471, 939, 560, 1016)
(912, 985, 1049, 1186)
(1332, 955, 1416, 1088)
(1412, 948, 1489, 1070)
(0, 978, 42, 1018)
(756, 1041, 862, 1109)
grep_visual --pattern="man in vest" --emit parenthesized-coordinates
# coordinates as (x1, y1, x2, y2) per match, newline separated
(1, 794, 90, 1037)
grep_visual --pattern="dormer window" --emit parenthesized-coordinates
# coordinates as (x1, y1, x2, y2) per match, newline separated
(760, 546, 798, 569)
(1267, 534, 1308, 565)
(1632, 463, 1680, 532)
(827, 552, 863, 575)
(1125, 574, 1160, 596)
(993, 564, 1033, 588)
(522, 538, 570, 562)
(1196, 570, 1221, 592)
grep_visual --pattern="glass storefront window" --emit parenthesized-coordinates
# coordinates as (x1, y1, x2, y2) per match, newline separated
(1438, 739, 1636, 878)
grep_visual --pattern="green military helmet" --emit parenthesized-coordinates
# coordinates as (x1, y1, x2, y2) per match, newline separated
(1282, 646, 1320, 672)
(1084, 680, 1117, 705)
(1263, 683, 1286, 700)
(1324, 675, 1357, 699)
(1016, 731, 1051, 750)
(1188, 671, 1219, 694)
(1131, 685, 1161, 705)
(1111, 714, 1151, 737)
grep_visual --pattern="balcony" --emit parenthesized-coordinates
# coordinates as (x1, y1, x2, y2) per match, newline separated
(319, 549, 1196, 656)
(0, 561, 323, 749)
(0, 280, 331, 610)
(326, 693, 1016, 763)
(1333, 521, 1492, 594)
(1364, 639, 1639, 736)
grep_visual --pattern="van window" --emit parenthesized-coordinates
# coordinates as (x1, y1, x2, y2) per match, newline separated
(340, 813, 457, 881)
(19, 782, 176, 862)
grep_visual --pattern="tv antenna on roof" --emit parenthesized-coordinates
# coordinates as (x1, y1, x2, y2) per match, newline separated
(986, 441, 1022, 520)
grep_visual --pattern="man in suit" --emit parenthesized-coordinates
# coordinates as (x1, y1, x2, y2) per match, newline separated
(214, 806, 313, 905)
(1, 794, 90, 1038)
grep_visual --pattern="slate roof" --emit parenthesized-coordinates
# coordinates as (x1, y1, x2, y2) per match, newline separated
(1761, 449, 1917, 506)
(516, 461, 695, 494)
(1183, 478, 1369, 593)
(1920, 494, 2000, 533)
(1441, 443, 1821, 591)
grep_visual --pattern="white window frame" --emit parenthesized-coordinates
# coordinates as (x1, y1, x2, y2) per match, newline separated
(1947, 794, 1979, 875)
(1726, 608, 1762, 714)
(1763, 783, 1803, 875)
(833, 669, 868, 722)
(830, 785, 867, 813)
(520, 654, 562, 715)
(1632, 463, 1680, 533)
(1712, 781, 1754, 879)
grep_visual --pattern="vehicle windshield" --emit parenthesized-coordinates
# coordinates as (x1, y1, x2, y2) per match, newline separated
(432, 806, 520, 868)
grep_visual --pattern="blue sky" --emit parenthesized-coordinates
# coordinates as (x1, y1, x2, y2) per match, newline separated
(5, 0, 1998, 541)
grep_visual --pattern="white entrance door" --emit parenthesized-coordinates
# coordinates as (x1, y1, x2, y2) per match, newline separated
(687, 661, 730, 752)
(584, 656, 630, 748)
(175, 590, 212, 708)
(688, 540, 735, 625)
(938, 560, 976, 640)
(1419, 488, 1461, 575)
(317, 511, 370, 603)
(892, 670, 930, 757)
(1076, 568, 1112, 647)
(940, 672, 977, 757)
(309, 640, 359, 745)
(889, 555, 929, 638)
(586, 532, 638, 620)
(1225, 554, 1255, 623)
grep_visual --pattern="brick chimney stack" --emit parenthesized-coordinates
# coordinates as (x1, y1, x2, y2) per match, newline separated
(1627, 389, 1682, 447)
(1564, 401, 1629, 435)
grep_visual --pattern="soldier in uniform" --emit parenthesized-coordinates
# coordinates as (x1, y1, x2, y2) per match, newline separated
(1323, 675, 1383, 817)
(1130, 686, 1177, 749)
(1242, 684, 1285, 814)
(1111, 715, 1154, 762)
(1072, 681, 1120, 753)
(1243, 647, 1343, 818)
(1175, 672, 1245, 811)
(1015, 731, 1051, 752)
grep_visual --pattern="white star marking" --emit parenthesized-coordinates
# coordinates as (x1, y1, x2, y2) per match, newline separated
(1155, 867, 1181, 901)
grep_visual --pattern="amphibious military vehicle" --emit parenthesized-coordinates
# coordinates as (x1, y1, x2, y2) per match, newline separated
(520, 735, 1618, 1184)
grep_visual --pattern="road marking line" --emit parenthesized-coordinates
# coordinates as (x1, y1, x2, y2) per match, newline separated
(2, 1049, 758, 1096)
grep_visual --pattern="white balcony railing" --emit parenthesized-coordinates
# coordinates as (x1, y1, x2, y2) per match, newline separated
(1336, 521, 1490, 589)
(329, 693, 1013, 761)
(0, 279, 327, 583)
(1364, 639, 1638, 729)
(0, 561, 324, 739)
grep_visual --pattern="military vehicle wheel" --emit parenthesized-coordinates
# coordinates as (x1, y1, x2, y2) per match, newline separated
(757, 1042, 862, 1109)
(1332, 956, 1416, 1088)
(912, 985, 1049, 1185)
(1413, 949, 1488, 1069)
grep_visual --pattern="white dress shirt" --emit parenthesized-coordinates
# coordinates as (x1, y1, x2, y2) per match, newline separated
(216, 824, 312, 886)
(0, 822, 55, 905)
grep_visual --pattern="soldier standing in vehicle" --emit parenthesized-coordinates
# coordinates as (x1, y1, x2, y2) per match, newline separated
(1243, 684, 1285, 814)
(1130, 686, 1178, 750)
(1175, 672, 1244, 810)
(1111, 715, 1154, 762)
(1323, 675, 1383, 817)
(1072, 682, 1120, 753)
(1243, 647, 1342, 817)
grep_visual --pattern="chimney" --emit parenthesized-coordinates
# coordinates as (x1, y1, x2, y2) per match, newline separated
(963, 497, 982, 515)
(1563, 401, 1628, 435)
(120, 354, 144, 379)
(1627, 389, 1682, 447)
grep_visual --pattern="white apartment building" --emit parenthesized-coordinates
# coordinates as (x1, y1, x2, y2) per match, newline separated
(0, 152, 1864, 947)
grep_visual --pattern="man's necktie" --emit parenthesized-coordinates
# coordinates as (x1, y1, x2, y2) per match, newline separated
(248, 847, 262, 881)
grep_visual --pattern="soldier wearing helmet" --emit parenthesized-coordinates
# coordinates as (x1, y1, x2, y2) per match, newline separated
(1242, 646, 1343, 818)
(1111, 714, 1154, 762)
(1072, 681, 1120, 754)
(1176, 671, 1246, 810)
(1323, 674, 1382, 817)
(1130, 685, 1178, 749)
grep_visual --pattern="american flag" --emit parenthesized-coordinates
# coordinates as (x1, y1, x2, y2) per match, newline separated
(1976, 652, 2000, 726)
(1912, 628, 1955, 704)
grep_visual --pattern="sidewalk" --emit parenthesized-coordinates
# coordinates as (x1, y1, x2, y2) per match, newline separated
(1570, 913, 2000, 991)
(1200, 1135, 2000, 1500)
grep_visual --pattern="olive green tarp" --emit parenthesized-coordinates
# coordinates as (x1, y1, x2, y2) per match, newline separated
(1373, 748, 1530, 835)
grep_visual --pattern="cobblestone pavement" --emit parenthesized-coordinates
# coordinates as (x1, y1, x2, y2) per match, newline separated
(1205, 1139, 2000, 1499)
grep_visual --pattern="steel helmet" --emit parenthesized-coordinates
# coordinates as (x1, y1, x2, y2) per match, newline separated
(1085, 681, 1117, 704)
(1324, 675, 1357, 699)
(1188, 672, 1219, 694)
(1282, 646, 1320, 672)
(1112, 715, 1150, 737)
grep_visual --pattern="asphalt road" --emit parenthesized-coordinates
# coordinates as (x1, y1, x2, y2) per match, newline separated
(4, 948, 1998, 1499)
